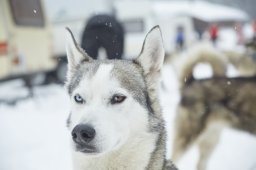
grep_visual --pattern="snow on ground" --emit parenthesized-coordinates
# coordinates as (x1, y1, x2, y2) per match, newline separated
(0, 80, 29, 100)
(0, 83, 72, 170)
(0, 64, 256, 170)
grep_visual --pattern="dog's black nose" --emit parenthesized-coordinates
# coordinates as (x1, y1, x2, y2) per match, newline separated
(72, 124, 96, 144)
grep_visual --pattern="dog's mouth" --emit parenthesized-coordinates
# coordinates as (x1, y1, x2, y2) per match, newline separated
(75, 144, 98, 154)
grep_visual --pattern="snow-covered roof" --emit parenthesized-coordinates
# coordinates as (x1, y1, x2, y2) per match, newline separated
(153, 1, 249, 22)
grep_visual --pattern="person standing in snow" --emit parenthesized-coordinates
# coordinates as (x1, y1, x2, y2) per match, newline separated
(209, 24, 219, 46)
(252, 20, 256, 42)
(175, 26, 185, 51)
(235, 22, 244, 45)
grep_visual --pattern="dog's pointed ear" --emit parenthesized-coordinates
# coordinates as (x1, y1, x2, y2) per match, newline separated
(135, 26, 164, 81)
(65, 27, 91, 79)
(135, 26, 165, 116)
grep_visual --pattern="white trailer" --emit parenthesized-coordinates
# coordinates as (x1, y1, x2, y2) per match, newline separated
(0, 0, 56, 81)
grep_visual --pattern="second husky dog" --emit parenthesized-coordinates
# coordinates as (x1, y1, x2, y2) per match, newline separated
(65, 26, 177, 170)
(172, 47, 256, 170)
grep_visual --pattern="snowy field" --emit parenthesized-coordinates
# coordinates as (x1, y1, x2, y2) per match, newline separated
(0, 64, 256, 170)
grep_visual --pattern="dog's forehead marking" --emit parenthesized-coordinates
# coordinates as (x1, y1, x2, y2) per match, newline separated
(77, 63, 115, 96)
(92, 64, 114, 83)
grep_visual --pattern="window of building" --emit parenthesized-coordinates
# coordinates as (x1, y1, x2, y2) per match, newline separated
(122, 19, 144, 33)
(9, 0, 45, 27)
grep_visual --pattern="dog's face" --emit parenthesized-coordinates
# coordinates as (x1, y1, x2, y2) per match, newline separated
(65, 26, 164, 155)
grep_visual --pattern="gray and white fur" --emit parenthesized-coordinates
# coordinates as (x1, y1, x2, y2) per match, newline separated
(65, 26, 177, 170)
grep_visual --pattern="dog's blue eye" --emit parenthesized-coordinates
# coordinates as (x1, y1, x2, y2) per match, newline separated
(111, 94, 126, 104)
(74, 94, 85, 104)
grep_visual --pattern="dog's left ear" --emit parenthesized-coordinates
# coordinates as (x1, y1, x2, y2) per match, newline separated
(65, 27, 92, 80)
(135, 26, 164, 82)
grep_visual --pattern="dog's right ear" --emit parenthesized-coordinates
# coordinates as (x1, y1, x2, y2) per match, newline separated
(65, 27, 91, 80)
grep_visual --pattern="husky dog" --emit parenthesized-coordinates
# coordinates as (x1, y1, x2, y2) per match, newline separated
(172, 47, 256, 170)
(65, 26, 177, 170)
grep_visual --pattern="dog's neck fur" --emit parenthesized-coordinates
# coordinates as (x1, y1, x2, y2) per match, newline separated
(72, 131, 166, 170)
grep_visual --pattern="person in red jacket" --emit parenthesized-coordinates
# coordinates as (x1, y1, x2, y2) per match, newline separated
(209, 24, 219, 46)
(252, 20, 256, 41)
